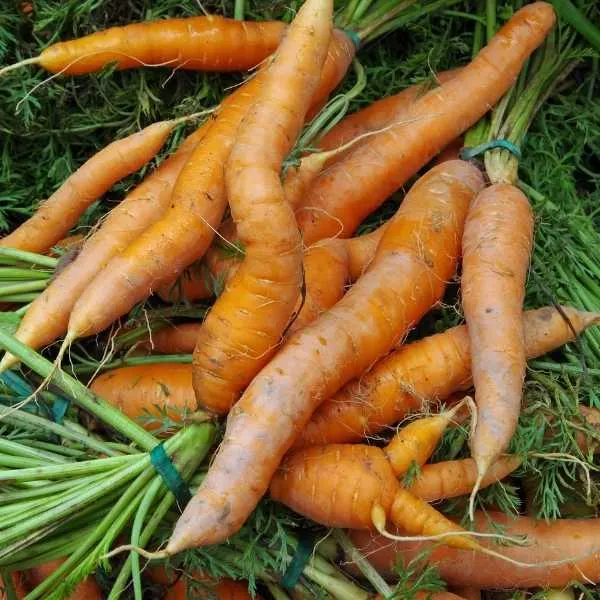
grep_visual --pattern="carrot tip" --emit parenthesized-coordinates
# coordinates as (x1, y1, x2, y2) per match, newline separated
(0, 56, 41, 77)
(102, 544, 169, 561)
(0, 352, 19, 374)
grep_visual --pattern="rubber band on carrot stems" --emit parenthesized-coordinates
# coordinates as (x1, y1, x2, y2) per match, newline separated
(460, 139, 522, 161)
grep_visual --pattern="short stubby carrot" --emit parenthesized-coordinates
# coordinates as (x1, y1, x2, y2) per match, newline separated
(0, 119, 178, 254)
(165, 161, 484, 551)
(295, 305, 599, 448)
(0, 124, 208, 373)
(191, 0, 333, 414)
(462, 184, 534, 481)
(295, 3, 555, 244)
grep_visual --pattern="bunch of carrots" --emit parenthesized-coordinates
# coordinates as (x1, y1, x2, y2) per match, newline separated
(1, 0, 600, 598)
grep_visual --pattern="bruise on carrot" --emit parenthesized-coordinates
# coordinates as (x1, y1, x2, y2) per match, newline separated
(166, 161, 484, 551)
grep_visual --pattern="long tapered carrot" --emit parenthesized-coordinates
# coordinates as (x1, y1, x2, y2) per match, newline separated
(191, 0, 334, 415)
(462, 184, 534, 486)
(295, 3, 555, 244)
(0, 119, 183, 255)
(296, 305, 600, 448)
(63, 32, 356, 344)
(165, 161, 484, 551)
(0, 124, 208, 373)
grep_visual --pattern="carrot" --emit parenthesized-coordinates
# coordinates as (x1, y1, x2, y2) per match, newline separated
(432, 137, 464, 165)
(164, 577, 256, 600)
(21, 560, 102, 599)
(349, 511, 600, 588)
(0, 572, 27, 599)
(295, 305, 600, 448)
(406, 456, 522, 502)
(64, 31, 355, 345)
(449, 588, 480, 600)
(166, 161, 484, 551)
(0, 119, 181, 255)
(0, 124, 208, 373)
(89, 363, 195, 431)
(345, 226, 386, 281)
(462, 184, 534, 488)
(0, 17, 286, 76)
(191, 0, 333, 415)
(146, 322, 203, 355)
(295, 3, 555, 244)
(46, 233, 85, 257)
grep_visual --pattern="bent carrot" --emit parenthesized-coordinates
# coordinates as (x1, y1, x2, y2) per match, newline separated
(349, 512, 600, 588)
(0, 119, 179, 255)
(295, 3, 555, 244)
(0, 124, 208, 373)
(462, 184, 534, 483)
(296, 305, 599, 448)
(166, 161, 484, 551)
(191, 0, 333, 414)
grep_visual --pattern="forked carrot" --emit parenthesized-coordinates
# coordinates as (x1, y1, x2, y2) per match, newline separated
(165, 161, 483, 551)
(191, 0, 333, 414)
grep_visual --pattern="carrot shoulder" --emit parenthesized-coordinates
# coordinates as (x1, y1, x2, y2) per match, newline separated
(165, 160, 484, 551)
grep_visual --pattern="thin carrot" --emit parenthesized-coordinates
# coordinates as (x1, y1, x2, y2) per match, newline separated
(0, 119, 181, 255)
(0, 124, 208, 373)
(166, 161, 484, 551)
(295, 3, 556, 244)
(191, 0, 334, 414)
(462, 184, 534, 491)
(295, 305, 599, 448)
(145, 322, 203, 355)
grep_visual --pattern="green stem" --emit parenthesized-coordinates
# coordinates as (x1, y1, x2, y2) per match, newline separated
(0, 293, 39, 302)
(0, 437, 68, 464)
(529, 361, 600, 378)
(0, 280, 47, 297)
(549, 0, 600, 52)
(303, 564, 369, 600)
(485, 0, 496, 42)
(0, 249, 57, 268)
(71, 353, 193, 375)
(0, 268, 51, 280)
(233, 0, 245, 20)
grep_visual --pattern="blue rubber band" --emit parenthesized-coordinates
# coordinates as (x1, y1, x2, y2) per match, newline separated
(343, 29, 362, 49)
(150, 443, 192, 507)
(49, 393, 71, 425)
(460, 139, 522, 161)
(281, 533, 316, 589)
(1, 372, 33, 397)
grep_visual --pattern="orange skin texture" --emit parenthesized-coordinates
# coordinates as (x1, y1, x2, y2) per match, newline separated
(432, 136, 464, 165)
(46, 233, 85, 257)
(90, 363, 195, 430)
(17, 560, 102, 599)
(191, 0, 333, 414)
(349, 512, 600, 588)
(0, 120, 175, 255)
(449, 589, 480, 600)
(462, 184, 534, 476)
(146, 322, 203, 354)
(1, 126, 207, 372)
(167, 161, 483, 552)
(295, 3, 556, 244)
(296, 305, 598, 448)
(39, 16, 286, 75)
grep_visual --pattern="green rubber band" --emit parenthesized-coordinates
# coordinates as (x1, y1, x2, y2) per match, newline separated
(150, 443, 192, 507)
(281, 532, 316, 589)
(343, 29, 362, 49)
(460, 139, 522, 161)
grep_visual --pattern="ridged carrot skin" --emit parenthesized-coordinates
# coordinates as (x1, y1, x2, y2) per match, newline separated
(462, 184, 534, 478)
(37, 16, 286, 75)
(166, 161, 483, 551)
(0, 120, 176, 254)
(296, 305, 599, 448)
(191, 0, 333, 414)
(296, 3, 556, 244)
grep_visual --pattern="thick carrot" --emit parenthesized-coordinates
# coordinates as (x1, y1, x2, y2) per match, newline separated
(345, 226, 386, 281)
(166, 161, 484, 551)
(462, 184, 534, 481)
(0, 125, 208, 373)
(0, 119, 179, 255)
(349, 512, 600, 588)
(295, 3, 555, 244)
(89, 363, 195, 430)
(296, 305, 599, 448)
(407, 456, 522, 501)
(146, 322, 203, 355)
(191, 0, 333, 414)
(64, 32, 355, 344)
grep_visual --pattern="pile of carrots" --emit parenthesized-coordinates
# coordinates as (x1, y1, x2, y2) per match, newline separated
(1, 0, 600, 598)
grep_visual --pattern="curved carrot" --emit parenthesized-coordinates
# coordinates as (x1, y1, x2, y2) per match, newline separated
(295, 3, 555, 244)
(0, 124, 208, 373)
(345, 226, 386, 281)
(0, 119, 178, 254)
(462, 184, 534, 482)
(146, 322, 203, 355)
(89, 363, 195, 430)
(349, 512, 600, 588)
(296, 306, 599, 448)
(166, 161, 483, 551)
(191, 0, 333, 414)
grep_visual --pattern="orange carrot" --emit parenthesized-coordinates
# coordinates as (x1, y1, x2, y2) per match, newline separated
(349, 512, 600, 588)
(295, 3, 555, 244)
(21, 559, 102, 599)
(191, 0, 333, 414)
(449, 588, 481, 600)
(0, 119, 179, 255)
(0, 572, 27, 599)
(462, 184, 534, 484)
(296, 305, 599, 448)
(146, 322, 203, 355)
(89, 363, 195, 431)
(46, 234, 85, 257)
(432, 137, 464, 165)
(345, 226, 386, 281)
(166, 161, 484, 551)
(0, 124, 208, 373)
(407, 456, 521, 501)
